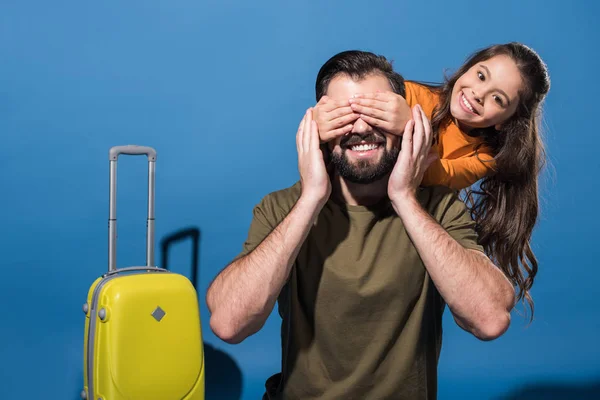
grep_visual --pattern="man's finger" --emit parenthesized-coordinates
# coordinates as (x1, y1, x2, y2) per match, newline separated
(418, 105, 433, 151)
(303, 109, 312, 153)
(402, 119, 415, 159)
(309, 120, 320, 152)
(411, 106, 424, 155)
(297, 114, 306, 153)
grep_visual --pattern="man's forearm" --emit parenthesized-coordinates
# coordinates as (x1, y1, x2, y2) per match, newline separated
(392, 195, 515, 340)
(206, 196, 323, 344)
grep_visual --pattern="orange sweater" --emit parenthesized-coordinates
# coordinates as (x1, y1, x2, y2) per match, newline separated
(404, 81, 496, 190)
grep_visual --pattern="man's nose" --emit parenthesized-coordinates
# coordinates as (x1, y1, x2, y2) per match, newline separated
(351, 117, 373, 134)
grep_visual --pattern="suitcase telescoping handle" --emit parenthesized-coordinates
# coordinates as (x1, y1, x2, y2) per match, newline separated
(108, 145, 157, 272)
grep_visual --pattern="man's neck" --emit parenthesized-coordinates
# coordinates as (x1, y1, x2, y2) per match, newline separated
(331, 170, 389, 206)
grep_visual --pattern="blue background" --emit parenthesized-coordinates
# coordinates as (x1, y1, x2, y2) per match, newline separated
(1, 0, 598, 399)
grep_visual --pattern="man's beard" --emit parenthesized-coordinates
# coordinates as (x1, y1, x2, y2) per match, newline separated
(330, 133, 400, 184)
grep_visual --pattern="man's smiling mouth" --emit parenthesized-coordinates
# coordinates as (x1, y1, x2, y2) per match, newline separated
(342, 133, 386, 152)
(350, 143, 381, 152)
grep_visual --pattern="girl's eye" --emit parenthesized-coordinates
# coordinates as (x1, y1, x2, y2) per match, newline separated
(477, 71, 485, 81)
(493, 95, 504, 106)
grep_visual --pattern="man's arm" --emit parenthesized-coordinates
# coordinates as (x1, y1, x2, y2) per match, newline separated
(388, 105, 514, 341)
(393, 195, 515, 340)
(206, 108, 330, 344)
(206, 196, 323, 344)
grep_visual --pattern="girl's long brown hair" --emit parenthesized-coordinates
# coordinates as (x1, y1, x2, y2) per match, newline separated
(418, 43, 550, 321)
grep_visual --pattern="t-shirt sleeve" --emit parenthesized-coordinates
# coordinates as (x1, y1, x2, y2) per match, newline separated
(232, 196, 279, 262)
(231, 183, 301, 263)
(436, 190, 484, 253)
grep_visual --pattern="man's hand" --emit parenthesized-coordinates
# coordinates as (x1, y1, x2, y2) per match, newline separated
(313, 96, 360, 143)
(348, 91, 412, 136)
(297, 108, 331, 205)
(389, 106, 515, 341)
(207, 109, 332, 345)
(388, 105, 437, 202)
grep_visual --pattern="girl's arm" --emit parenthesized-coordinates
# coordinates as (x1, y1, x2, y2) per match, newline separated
(346, 82, 436, 137)
(422, 149, 496, 190)
(348, 82, 496, 190)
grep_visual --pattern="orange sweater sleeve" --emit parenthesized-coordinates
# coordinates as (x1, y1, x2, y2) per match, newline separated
(421, 146, 495, 190)
(404, 81, 438, 118)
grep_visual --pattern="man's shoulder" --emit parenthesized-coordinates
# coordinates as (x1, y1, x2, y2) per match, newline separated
(417, 185, 466, 218)
(259, 180, 302, 208)
(418, 185, 482, 252)
(253, 180, 303, 225)
(419, 183, 457, 199)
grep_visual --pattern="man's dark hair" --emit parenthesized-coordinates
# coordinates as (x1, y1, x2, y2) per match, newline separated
(315, 50, 405, 101)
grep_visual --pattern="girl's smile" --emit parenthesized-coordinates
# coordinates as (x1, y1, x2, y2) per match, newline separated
(450, 54, 522, 131)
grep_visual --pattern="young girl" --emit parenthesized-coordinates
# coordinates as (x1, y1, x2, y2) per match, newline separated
(317, 42, 551, 320)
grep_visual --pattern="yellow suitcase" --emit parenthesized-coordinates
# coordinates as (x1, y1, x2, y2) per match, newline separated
(81, 145, 205, 400)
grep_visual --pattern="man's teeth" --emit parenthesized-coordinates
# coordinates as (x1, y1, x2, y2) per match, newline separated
(462, 94, 475, 113)
(351, 144, 379, 151)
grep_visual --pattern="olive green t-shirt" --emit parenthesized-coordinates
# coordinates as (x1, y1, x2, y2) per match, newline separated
(236, 181, 484, 400)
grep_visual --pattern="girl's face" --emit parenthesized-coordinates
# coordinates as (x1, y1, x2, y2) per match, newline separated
(450, 54, 523, 131)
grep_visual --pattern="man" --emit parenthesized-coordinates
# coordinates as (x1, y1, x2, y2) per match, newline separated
(206, 50, 515, 400)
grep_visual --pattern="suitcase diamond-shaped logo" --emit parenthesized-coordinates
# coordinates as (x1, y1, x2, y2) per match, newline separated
(151, 306, 166, 322)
